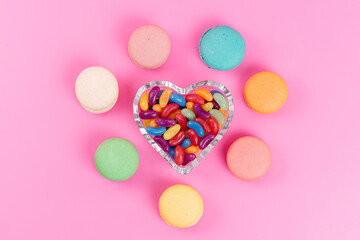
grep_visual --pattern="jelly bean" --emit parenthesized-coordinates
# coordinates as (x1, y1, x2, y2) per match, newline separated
(210, 90, 223, 96)
(175, 145, 184, 165)
(201, 102, 213, 112)
(183, 153, 196, 166)
(143, 119, 152, 128)
(140, 110, 159, 119)
(211, 99, 220, 110)
(148, 86, 160, 106)
(187, 121, 205, 137)
(209, 109, 225, 127)
(161, 103, 179, 118)
(146, 126, 166, 136)
(175, 113, 187, 130)
(181, 108, 196, 121)
(194, 117, 211, 133)
(209, 117, 219, 135)
(149, 118, 159, 128)
(168, 109, 182, 119)
(169, 130, 186, 146)
(156, 118, 176, 127)
(193, 103, 211, 119)
(213, 93, 229, 110)
(187, 128, 199, 146)
(186, 101, 194, 111)
(163, 124, 181, 140)
(180, 138, 191, 149)
(168, 146, 175, 159)
(154, 136, 170, 152)
(140, 92, 149, 111)
(170, 94, 186, 107)
(184, 145, 199, 154)
(152, 104, 162, 113)
(195, 88, 213, 101)
(219, 108, 227, 117)
(185, 94, 205, 105)
(159, 89, 172, 107)
(199, 134, 215, 150)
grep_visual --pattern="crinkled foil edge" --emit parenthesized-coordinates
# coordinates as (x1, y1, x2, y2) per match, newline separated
(133, 81, 234, 175)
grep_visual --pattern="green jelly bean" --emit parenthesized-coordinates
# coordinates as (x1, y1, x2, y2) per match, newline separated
(181, 108, 196, 121)
(213, 93, 229, 110)
(209, 109, 225, 127)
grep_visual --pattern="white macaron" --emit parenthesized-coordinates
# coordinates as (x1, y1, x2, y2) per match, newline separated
(75, 66, 119, 113)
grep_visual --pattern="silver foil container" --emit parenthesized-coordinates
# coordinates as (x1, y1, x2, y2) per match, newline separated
(133, 81, 234, 174)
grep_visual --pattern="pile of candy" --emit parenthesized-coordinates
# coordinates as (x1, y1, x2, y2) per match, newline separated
(139, 86, 229, 166)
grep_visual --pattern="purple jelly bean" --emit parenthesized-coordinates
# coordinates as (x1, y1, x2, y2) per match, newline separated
(193, 103, 211, 119)
(155, 118, 176, 127)
(139, 110, 159, 119)
(154, 136, 170, 152)
(211, 99, 220, 110)
(182, 153, 196, 166)
(148, 86, 160, 106)
(199, 134, 215, 150)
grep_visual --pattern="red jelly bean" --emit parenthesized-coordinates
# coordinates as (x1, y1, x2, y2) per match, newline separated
(161, 103, 179, 118)
(187, 128, 199, 146)
(194, 117, 211, 133)
(175, 145, 184, 165)
(169, 130, 186, 146)
(175, 113, 187, 130)
(185, 94, 205, 105)
(209, 117, 219, 135)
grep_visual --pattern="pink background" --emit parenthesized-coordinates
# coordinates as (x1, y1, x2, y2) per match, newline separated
(1, 0, 359, 239)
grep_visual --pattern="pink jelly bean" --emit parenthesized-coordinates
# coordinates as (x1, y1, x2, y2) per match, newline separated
(193, 103, 211, 119)
(199, 133, 215, 150)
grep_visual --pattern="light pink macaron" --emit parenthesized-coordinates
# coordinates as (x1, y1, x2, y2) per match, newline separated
(227, 136, 271, 181)
(128, 25, 171, 69)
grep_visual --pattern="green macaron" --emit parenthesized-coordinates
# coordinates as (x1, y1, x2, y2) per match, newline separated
(94, 138, 139, 181)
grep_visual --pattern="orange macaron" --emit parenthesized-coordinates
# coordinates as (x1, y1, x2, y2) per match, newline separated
(244, 71, 288, 114)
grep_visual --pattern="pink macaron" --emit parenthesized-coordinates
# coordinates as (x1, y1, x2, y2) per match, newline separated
(226, 136, 271, 181)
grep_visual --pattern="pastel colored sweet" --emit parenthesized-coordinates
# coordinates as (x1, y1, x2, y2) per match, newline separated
(128, 25, 171, 69)
(209, 109, 225, 127)
(181, 108, 196, 121)
(199, 25, 245, 71)
(75, 66, 119, 113)
(213, 93, 228, 110)
(226, 136, 271, 181)
(244, 71, 288, 114)
(159, 184, 203, 228)
(94, 138, 139, 181)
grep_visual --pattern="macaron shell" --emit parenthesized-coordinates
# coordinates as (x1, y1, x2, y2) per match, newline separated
(226, 136, 271, 181)
(159, 184, 203, 228)
(244, 71, 288, 114)
(128, 25, 171, 69)
(75, 66, 119, 114)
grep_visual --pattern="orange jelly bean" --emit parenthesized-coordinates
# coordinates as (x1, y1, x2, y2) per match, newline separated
(149, 118, 159, 128)
(219, 108, 227, 117)
(194, 88, 213, 101)
(140, 92, 149, 111)
(152, 104, 162, 113)
(184, 145, 200, 154)
(186, 101, 194, 111)
(167, 109, 182, 119)
(159, 89, 172, 108)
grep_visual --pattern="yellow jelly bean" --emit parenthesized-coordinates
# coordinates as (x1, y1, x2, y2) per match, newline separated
(163, 124, 181, 140)
(219, 108, 227, 117)
(168, 109, 182, 119)
(195, 88, 213, 101)
(184, 145, 200, 154)
(201, 102, 213, 112)
(153, 104, 162, 113)
(186, 101, 194, 111)
(140, 92, 149, 111)
(159, 89, 172, 108)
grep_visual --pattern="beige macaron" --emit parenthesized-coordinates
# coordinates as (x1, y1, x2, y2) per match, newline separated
(75, 66, 119, 113)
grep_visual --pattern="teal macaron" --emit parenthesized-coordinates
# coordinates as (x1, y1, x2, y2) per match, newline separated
(199, 25, 245, 71)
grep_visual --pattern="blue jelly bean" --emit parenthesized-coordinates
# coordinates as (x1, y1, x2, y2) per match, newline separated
(146, 126, 166, 136)
(170, 94, 186, 107)
(187, 121, 205, 137)
(210, 90, 223, 96)
(180, 139, 191, 149)
(168, 146, 175, 159)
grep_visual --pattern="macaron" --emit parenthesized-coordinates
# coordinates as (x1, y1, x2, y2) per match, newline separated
(199, 25, 245, 71)
(94, 138, 139, 181)
(75, 66, 119, 114)
(226, 136, 271, 181)
(159, 184, 203, 228)
(128, 25, 171, 69)
(244, 71, 288, 114)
